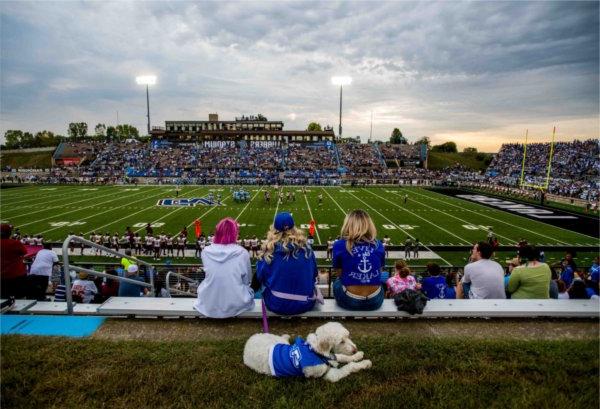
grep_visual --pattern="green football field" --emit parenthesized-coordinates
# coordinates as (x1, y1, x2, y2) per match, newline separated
(0, 185, 595, 261)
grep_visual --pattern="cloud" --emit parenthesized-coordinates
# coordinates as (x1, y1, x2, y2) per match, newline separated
(0, 1, 598, 150)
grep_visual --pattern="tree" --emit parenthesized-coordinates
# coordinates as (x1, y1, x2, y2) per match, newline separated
(4, 130, 23, 149)
(34, 130, 56, 148)
(94, 123, 106, 139)
(307, 122, 322, 132)
(431, 141, 458, 153)
(414, 136, 430, 147)
(106, 126, 117, 141)
(116, 124, 139, 140)
(68, 122, 88, 140)
(390, 128, 406, 144)
(20, 132, 34, 148)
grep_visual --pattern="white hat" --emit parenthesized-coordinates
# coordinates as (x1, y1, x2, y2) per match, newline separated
(127, 264, 139, 273)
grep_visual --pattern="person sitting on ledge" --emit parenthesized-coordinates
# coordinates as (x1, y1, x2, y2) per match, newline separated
(256, 212, 318, 315)
(332, 209, 385, 311)
(193, 217, 254, 318)
(507, 245, 551, 299)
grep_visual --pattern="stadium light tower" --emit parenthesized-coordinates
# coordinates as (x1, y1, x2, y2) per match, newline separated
(136, 75, 157, 135)
(331, 76, 352, 139)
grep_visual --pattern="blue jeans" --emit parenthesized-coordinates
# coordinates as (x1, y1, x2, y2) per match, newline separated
(333, 279, 384, 311)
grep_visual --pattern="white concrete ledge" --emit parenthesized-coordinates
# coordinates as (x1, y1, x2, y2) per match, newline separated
(4, 298, 598, 318)
(96, 298, 600, 319)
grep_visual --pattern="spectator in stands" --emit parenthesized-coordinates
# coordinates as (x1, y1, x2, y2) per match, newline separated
(568, 280, 589, 299)
(332, 210, 385, 310)
(0, 224, 28, 299)
(28, 243, 59, 301)
(444, 271, 458, 299)
(71, 271, 98, 304)
(193, 218, 254, 318)
(559, 259, 575, 289)
(255, 212, 318, 315)
(120, 250, 134, 272)
(557, 280, 569, 299)
(421, 263, 447, 299)
(459, 242, 506, 299)
(589, 256, 600, 284)
(507, 246, 551, 299)
(100, 268, 120, 301)
(118, 265, 148, 297)
(386, 260, 420, 297)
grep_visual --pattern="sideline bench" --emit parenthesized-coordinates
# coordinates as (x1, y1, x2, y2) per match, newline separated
(4, 298, 598, 319)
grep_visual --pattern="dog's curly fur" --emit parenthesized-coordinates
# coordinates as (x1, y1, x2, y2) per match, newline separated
(243, 322, 372, 382)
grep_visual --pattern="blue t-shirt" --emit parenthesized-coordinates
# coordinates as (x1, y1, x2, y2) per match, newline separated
(561, 266, 574, 288)
(118, 276, 146, 297)
(590, 263, 600, 283)
(332, 239, 385, 286)
(421, 275, 447, 299)
(444, 286, 456, 299)
(270, 337, 329, 377)
(256, 244, 317, 315)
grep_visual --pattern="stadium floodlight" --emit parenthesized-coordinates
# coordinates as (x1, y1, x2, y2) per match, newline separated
(136, 75, 157, 135)
(331, 76, 352, 138)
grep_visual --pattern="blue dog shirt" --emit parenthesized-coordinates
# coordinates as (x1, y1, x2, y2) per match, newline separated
(269, 337, 330, 377)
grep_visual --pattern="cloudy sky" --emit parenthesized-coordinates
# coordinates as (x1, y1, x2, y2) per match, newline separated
(1, 1, 598, 151)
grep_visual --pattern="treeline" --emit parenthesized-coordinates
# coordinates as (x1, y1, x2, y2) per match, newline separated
(2, 122, 141, 149)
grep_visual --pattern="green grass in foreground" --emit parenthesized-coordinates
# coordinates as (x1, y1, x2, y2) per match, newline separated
(2, 335, 597, 409)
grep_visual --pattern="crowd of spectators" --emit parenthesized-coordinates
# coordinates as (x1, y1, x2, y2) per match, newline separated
(487, 139, 599, 200)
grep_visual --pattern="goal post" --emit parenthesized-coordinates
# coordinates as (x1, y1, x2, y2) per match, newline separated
(519, 126, 556, 191)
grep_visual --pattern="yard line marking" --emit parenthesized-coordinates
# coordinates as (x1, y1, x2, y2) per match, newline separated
(344, 191, 452, 266)
(0, 187, 88, 206)
(272, 187, 282, 222)
(321, 187, 347, 214)
(15, 187, 155, 227)
(82, 188, 183, 235)
(408, 188, 574, 245)
(390, 189, 517, 245)
(362, 188, 471, 245)
(235, 187, 262, 221)
(133, 186, 214, 234)
(302, 189, 321, 244)
(1, 187, 119, 215)
(38, 187, 165, 235)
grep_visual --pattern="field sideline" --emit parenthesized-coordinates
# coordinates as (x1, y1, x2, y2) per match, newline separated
(0, 185, 595, 251)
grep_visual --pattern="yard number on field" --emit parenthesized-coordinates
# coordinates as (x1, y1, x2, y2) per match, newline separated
(382, 224, 418, 230)
(462, 224, 492, 231)
(132, 222, 165, 228)
(49, 221, 86, 227)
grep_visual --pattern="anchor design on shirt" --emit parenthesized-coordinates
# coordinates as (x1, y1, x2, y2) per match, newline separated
(357, 251, 372, 274)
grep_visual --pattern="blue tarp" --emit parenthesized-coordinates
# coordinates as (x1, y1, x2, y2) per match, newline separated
(0, 315, 105, 338)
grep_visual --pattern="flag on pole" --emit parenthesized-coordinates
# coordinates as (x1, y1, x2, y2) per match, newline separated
(194, 219, 202, 239)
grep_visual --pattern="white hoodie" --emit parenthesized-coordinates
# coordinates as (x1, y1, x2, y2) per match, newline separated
(193, 243, 255, 318)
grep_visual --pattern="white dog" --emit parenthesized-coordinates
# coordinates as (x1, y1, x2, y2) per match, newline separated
(243, 322, 371, 382)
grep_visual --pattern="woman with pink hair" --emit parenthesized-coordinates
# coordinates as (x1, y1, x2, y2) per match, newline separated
(193, 218, 255, 318)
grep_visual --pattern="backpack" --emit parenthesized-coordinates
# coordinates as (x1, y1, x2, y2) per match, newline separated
(394, 289, 428, 315)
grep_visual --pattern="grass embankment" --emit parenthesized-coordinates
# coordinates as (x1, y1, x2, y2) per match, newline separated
(427, 152, 491, 171)
(0, 151, 52, 169)
(2, 332, 598, 408)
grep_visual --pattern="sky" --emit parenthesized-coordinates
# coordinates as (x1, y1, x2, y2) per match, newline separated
(1, 1, 598, 152)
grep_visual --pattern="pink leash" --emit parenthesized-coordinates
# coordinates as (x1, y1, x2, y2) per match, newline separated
(261, 298, 269, 333)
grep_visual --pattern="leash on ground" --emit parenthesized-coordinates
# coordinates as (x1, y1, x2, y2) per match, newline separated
(261, 298, 269, 333)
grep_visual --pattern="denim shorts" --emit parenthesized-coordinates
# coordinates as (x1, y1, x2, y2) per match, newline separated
(333, 279, 384, 311)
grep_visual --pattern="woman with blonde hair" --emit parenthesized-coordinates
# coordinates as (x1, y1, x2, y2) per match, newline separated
(332, 209, 385, 310)
(256, 212, 319, 315)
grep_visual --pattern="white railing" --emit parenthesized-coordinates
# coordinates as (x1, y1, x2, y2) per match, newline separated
(62, 235, 156, 314)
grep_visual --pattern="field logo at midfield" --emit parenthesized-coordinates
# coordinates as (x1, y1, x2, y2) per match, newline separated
(157, 197, 219, 207)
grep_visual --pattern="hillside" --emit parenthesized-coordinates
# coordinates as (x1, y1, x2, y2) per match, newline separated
(0, 150, 53, 169)
(427, 151, 492, 171)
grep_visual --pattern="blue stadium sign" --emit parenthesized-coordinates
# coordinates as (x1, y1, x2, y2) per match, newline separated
(157, 198, 216, 207)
